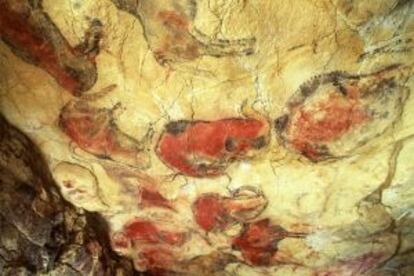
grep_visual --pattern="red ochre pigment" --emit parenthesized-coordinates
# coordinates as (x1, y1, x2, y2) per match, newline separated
(157, 118, 268, 177)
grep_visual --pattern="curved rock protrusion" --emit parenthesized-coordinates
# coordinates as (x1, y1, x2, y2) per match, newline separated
(275, 65, 411, 161)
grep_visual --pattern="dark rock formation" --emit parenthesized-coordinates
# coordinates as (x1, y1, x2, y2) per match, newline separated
(0, 113, 140, 276)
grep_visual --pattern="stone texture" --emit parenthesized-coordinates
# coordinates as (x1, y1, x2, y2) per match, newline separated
(0, 114, 138, 275)
(0, 0, 414, 275)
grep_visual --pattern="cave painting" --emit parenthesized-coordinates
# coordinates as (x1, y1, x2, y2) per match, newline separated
(102, 163, 174, 211)
(1, 0, 414, 275)
(0, 0, 101, 96)
(111, 190, 299, 272)
(232, 219, 307, 266)
(192, 186, 268, 232)
(156, 118, 269, 177)
(111, 0, 256, 65)
(59, 90, 150, 168)
(112, 218, 238, 275)
(53, 161, 108, 210)
(275, 65, 411, 161)
(111, 218, 190, 272)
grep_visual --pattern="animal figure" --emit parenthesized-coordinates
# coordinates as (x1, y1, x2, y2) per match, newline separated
(275, 65, 411, 161)
(156, 118, 269, 177)
(0, 0, 102, 95)
(111, 0, 256, 65)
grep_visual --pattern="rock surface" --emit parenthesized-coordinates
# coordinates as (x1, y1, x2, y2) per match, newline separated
(0, 114, 138, 275)
(1, 0, 414, 275)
